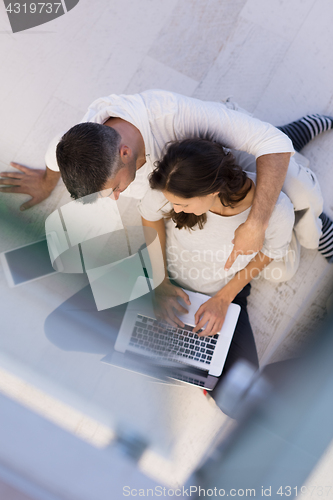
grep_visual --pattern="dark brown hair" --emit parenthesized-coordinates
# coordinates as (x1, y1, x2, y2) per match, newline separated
(149, 139, 251, 229)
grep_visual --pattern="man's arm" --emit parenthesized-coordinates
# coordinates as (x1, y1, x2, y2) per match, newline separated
(0, 163, 61, 211)
(224, 152, 291, 270)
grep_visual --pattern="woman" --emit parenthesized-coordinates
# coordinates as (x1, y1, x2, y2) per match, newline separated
(138, 139, 300, 378)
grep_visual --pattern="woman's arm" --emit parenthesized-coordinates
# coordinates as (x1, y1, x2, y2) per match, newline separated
(141, 217, 191, 327)
(194, 251, 273, 336)
(141, 217, 168, 280)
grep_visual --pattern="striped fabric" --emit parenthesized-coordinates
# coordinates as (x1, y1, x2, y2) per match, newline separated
(319, 213, 333, 263)
(277, 114, 333, 152)
(278, 115, 333, 263)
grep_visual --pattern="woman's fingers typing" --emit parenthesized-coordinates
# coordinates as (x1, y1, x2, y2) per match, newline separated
(193, 296, 230, 336)
(175, 287, 191, 306)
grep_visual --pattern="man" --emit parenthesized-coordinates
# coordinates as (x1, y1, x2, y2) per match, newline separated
(1, 90, 332, 268)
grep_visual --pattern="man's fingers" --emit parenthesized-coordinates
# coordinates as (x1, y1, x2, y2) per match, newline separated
(244, 249, 257, 255)
(0, 178, 22, 186)
(20, 198, 36, 211)
(0, 171, 24, 179)
(10, 162, 29, 173)
(0, 186, 23, 193)
(224, 248, 241, 271)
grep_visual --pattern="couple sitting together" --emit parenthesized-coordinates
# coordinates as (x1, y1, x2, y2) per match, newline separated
(2, 90, 333, 393)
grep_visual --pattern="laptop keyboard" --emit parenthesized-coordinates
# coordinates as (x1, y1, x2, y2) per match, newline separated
(128, 314, 219, 365)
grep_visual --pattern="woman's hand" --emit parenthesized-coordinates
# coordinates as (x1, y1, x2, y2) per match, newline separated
(193, 293, 232, 336)
(153, 279, 191, 328)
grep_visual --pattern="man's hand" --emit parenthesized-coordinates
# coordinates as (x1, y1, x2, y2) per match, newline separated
(224, 152, 291, 271)
(224, 219, 266, 271)
(153, 279, 191, 328)
(0, 162, 61, 211)
(193, 294, 231, 337)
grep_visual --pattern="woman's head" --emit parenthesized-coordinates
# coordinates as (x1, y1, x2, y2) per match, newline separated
(149, 139, 250, 229)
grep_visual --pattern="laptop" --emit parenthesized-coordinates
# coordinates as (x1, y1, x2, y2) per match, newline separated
(112, 277, 241, 390)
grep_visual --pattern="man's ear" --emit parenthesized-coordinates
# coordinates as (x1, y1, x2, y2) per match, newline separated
(119, 144, 132, 164)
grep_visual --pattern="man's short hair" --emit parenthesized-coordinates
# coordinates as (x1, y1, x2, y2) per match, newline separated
(56, 123, 122, 200)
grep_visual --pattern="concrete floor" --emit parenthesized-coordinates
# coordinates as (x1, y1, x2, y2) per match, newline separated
(0, 0, 333, 497)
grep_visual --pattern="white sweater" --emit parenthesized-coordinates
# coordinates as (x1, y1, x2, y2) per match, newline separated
(45, 89, 294, 200)
(138, 173, 295, 295)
